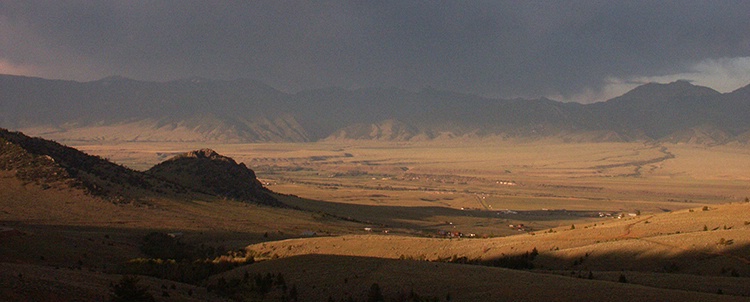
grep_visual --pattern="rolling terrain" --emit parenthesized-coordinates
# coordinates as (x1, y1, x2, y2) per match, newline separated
(0, 129, 360, 300)
(241, 202, 750, 300)
(2, 129, 750, 301)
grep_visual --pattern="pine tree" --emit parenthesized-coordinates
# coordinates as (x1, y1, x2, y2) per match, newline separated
(289, 284, 298, 301)
(367, 283, 384, 302)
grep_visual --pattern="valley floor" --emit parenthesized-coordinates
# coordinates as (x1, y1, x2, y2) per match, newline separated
(3, 140, 750, 301)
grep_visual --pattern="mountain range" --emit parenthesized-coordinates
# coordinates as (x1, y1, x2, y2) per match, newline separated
(2, 74, 750, 144)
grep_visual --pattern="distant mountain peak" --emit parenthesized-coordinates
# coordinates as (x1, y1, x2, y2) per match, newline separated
(729, 82, 750, 95)
(614, 80, 720, 103)
(668, 79, 692, 85)
(184, 76, 211, 83)
(97, 75, 132, 82)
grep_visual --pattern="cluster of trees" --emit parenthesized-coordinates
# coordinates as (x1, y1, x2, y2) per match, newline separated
(479, 248, 538, 270)
(208, 277, 449, 302)
(208, 272, 297, 301)
(331, 283, 446, 302)
(139, 232, 233, 261)
(119, 258, 244, 285)
(428, 248, 539, 270)
(117, 232, 251, 284)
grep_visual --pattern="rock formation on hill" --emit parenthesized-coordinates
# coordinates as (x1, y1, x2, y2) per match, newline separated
(147, 149, 283, 207)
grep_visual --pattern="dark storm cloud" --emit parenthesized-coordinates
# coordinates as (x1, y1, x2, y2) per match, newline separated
(1, 1, 749, 102)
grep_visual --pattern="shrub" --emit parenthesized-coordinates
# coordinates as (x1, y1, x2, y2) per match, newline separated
(730, 268, 740, 277)
(484, 248, 538, 269)
(140, 232, 189, 260)
(367, 283, 384, 302)
(119, 258, 246, 284)
(139, 232, 232, 261)
(110, 276, 155, 302)
(289, 284, 298, 301)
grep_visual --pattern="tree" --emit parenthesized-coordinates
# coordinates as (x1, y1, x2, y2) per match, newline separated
(367, 283, 384, 302)
(618, 274, 628, 283)
(289, 284, 298, 301)
(110, 276, 155, 302)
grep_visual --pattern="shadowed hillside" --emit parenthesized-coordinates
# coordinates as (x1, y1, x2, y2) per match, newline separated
(0, 128, 185, 202)
(0, 128, 282, 207)
(147, 149, 284, 207)
(214, 253, 750, 302)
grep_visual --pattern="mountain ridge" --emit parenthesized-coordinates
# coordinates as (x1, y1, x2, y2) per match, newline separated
(1, 74, 749, 144)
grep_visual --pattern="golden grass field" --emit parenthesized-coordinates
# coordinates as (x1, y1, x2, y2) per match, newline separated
(3, 139, 750, 301)
(73, 139, 750, 234)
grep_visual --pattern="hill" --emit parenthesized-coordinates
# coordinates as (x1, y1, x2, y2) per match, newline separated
(3, 74, 750, 144)
(0, 130, 365, 301)
(0, 128, 282, 207)
(147, 149, 283, 207)
(217, 254, 747, 302)
(0, 128, 184, 202)
(587, 80, 724, 138)
(243, 202, 750, 299)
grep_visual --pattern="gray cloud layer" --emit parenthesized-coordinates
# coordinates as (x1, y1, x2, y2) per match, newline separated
(1, 1, 749, 102)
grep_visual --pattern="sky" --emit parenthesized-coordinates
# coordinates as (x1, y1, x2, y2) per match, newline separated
(1, 1, 750, 103)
